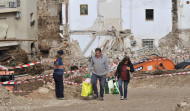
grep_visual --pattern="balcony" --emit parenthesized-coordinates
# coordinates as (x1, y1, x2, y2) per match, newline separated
(0, 7, 20, 14)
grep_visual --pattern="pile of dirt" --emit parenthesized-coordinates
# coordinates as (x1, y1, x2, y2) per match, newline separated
(14, 77, 53, 96)
(24, 83, 55, 100)
(64, 84, 82, 99)
(14, 74, 83, 100)
(0, 85, 27, 108)
(16, 80, 44, 92)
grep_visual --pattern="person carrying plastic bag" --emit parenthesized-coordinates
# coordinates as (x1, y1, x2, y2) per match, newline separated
(114, 56, 134, 100)
(87, 48, 110, 101)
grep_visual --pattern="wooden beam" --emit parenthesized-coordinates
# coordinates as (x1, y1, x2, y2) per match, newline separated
(102, 40, 110, 52)
(106, 38, 117, 53)
(112, 26, 125, 52)
(116, 31, 125, 52)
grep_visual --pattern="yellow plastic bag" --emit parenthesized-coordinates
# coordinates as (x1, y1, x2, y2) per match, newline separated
(81, 81, 93, 97)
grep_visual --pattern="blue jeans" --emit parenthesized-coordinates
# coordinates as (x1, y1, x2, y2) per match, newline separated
(91, 73, 106, 98)
(119, 77, 129, 98)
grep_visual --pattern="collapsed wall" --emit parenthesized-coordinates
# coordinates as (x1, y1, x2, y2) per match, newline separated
(159, 0, 190, 59)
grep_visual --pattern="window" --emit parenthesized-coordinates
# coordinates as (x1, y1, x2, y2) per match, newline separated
(80, 4, 88, 15)
(146, 9, 154, 21)
(142, 39, 154, 49)
(30, 13, 35, 26)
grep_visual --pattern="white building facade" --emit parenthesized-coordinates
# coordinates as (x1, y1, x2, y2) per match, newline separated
(62, 0, 190, 57)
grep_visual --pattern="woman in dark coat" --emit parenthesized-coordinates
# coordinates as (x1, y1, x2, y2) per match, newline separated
(115, 56, 134, 100)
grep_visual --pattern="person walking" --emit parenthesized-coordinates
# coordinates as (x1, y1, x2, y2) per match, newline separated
(115, 56, 134, 100)
(88, 48, 110, 101)
(53, 50, 66, 100)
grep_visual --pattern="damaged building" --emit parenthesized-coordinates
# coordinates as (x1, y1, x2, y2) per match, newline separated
(0, 0, 38, 52)
(60, 0, 190, 57)
(1, 0, 189, 58)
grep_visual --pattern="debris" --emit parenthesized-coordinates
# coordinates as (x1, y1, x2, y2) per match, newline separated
(0, 85, 26, 107)
(46, 82, 55, 90)
(38, 87, 49, 94)
(1, 47, 29, 66)
(175, 100, 190, 111)
(177, 102, 188, 107)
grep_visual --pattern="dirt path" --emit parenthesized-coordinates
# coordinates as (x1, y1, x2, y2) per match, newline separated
(28, 86, 190, 111)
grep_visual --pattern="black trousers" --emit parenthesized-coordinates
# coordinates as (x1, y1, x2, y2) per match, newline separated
(91, 73, 106, 98)
(53, 73, 64, 98)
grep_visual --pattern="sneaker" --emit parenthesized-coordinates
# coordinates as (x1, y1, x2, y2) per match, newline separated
(100, 97, 104, 101)
(120, 96, 124, 100)
(58, 97, 67, 100)
(93, 94, 98, 99)
(124, 98, 127, 100)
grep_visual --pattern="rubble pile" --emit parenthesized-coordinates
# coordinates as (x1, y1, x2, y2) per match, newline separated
(175, 98, 190, 111)
(1, 47, 29, 66)
(16, 80, 45, 95)
(64, 84, 82, 99)
(24, 82, 82, 100)
(0, 85, 26, 107)
(0, 47, 43, 75)
(159, 32, 190, 61)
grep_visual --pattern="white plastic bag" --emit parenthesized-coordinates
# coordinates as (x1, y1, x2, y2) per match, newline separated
(108, 79, 113, 93)
(84, 78, 91, 84)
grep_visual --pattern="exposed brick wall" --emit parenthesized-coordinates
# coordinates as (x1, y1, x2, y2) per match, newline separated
(37, 0, 62, 51)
